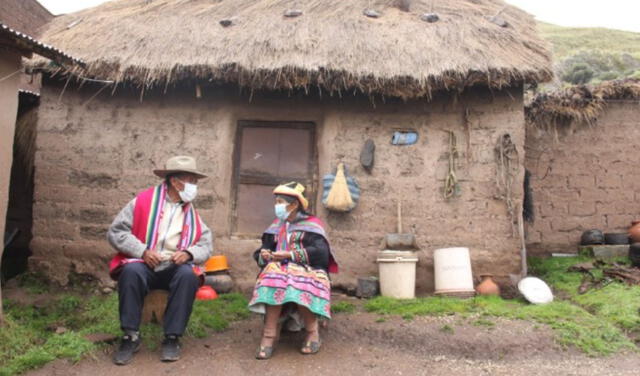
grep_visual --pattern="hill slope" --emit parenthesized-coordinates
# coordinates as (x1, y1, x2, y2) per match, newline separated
(536, 23, 640, 84)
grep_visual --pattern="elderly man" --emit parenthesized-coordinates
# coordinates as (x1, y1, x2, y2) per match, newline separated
(107, 156, 213, 365)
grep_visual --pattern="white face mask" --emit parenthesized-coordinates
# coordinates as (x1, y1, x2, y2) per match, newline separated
(275, 203, 290, 220)
(177, 180, 198, 203)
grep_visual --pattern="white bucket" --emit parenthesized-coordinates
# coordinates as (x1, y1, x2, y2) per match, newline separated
(433, 247, 475, 296)
(376, 250, 419, 299)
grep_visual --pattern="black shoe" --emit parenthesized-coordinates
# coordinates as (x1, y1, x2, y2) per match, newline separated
(113, 334, 141, 365)
(161, 335, 181, 362)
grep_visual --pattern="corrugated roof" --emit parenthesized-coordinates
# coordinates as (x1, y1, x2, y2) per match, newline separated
(0, 22, 84, 67)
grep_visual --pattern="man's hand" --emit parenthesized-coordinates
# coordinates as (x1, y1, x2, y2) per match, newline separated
(142, 249, 162, 269)
(171, 251, 192, 265)
(260, 249, 272, 262)
(271, 251, 291, 262)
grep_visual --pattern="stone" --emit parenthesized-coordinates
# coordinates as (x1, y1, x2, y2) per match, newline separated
(420, 13, 440, 23)
(578, 245, 630, 258)
(102, 287, 113, 294)
(84, 333, 119, 344)
(356, 277, 379, 298)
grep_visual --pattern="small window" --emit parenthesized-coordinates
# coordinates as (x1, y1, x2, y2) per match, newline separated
(391, 130, 418, 145)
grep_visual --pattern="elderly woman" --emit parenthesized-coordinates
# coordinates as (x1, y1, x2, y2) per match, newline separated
(248, 182, 338, 359)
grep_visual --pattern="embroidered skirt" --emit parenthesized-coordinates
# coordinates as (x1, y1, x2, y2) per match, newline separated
(248, 262, 332, 319)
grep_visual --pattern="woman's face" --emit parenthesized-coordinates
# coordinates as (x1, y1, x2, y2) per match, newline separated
(275, 197, 298, 213)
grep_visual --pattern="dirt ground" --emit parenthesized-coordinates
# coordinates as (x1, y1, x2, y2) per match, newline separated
(26, 307, 640, 376)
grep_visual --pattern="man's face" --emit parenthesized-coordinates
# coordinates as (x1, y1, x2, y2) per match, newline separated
(171, 173, 199, 191)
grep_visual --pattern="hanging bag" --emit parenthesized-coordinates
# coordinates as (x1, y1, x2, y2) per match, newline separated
(322, 163, 360, 212)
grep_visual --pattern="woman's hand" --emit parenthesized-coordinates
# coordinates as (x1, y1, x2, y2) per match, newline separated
(271, 251, 291, 262)
(260, 249, 272, 262)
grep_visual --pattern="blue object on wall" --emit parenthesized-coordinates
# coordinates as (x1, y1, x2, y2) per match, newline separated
(391, 131, 418, 145)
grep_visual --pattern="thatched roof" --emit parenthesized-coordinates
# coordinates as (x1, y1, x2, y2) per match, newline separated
(526, 79, 640, 130)
(33, 0, 552, 98)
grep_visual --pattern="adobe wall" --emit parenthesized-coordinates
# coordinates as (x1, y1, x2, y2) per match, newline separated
(525, 101, 640, 255)
(0, 52, 21, 251)
(32, 82, 526, 293)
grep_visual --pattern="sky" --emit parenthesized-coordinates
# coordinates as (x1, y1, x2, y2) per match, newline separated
(38, 0, 640, 33)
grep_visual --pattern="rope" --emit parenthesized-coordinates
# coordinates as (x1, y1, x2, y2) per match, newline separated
(443, 131, 459, 199)
(494, 133, 520, 236)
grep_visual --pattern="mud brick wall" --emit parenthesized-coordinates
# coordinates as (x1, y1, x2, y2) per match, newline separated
(32, 82, 526, 292)
(525, 101, 640, 254)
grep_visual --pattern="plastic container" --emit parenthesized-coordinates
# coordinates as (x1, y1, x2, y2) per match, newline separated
(204, 255, 229, 273)
(433, 247, 475, 296)
(196, 285, 218, 300)
(376, 250, 418, 299)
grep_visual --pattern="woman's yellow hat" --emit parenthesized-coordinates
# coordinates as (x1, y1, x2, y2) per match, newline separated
(273, 182, 309, 210)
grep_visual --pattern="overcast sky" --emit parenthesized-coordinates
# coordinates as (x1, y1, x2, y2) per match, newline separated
(38, 0, 640, 32)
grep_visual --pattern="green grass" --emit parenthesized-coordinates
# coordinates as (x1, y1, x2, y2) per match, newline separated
(332, 301, 356, 314)
(364, 294, 634, 356)
(530, 256, 640, 333)
(0, 292, 249, 375)
(538, 22, 640, 60)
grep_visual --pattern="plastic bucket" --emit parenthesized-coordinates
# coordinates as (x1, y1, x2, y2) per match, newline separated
(433, 247, 475, 296)
(204, 255, 229, 273)
(376, 250, 419, 299)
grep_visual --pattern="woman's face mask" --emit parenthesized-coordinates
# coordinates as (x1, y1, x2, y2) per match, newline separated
(177, 180, 198, 203)
(275, 203, 290, 220)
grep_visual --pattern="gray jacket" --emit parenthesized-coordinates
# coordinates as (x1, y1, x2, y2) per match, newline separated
(107, 198, 213, 266)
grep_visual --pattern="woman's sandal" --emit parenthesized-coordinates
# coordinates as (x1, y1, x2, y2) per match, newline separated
(255, 345, 275, 360)
(300, 340, 321, 355)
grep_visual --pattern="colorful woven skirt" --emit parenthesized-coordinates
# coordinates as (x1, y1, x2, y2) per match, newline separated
(248, 262, 332, 319)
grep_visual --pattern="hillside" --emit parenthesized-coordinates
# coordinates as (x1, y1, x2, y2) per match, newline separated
(538, 22, 640, 60)
(537, 23, 640, 85)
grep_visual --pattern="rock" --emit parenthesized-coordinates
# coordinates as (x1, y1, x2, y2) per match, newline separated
(219, 19, 233, 27)
(487, 16, 509, 28)
(284, 9, 303, 18)
(420, 13, 440, 23)
(102, 287, 113, 294)
(363, 9, 381, 18)
(356, 277, 379, 298)
(84, 333, 119, 344)
(578, 245, 629, 258)
(55, 326, 67, 334)
(142, 290, 169, 324)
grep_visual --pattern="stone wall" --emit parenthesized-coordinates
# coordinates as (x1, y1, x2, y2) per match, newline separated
(525, 101, 640, 254)
(32, 82, 527, 292)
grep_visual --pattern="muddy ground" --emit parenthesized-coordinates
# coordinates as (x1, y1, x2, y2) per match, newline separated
(27, 308, 640, 376)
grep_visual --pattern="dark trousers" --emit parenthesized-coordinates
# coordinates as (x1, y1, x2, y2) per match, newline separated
(118, 262, 199, 336)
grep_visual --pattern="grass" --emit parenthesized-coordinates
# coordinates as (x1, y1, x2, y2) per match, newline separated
(0, 290, 249, 375)
(362, 255, 640, 356)
(538, 22, 640, 60)
(331, 301, 356, 314)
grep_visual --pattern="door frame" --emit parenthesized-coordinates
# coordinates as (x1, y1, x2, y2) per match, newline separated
(230, 120, 318, 237)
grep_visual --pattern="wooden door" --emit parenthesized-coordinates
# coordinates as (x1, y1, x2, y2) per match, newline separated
(232, 121, 316, 236)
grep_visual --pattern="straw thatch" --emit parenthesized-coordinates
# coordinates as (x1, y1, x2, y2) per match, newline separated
(526, 79, 640, 131)
(32, 0, 552, 99)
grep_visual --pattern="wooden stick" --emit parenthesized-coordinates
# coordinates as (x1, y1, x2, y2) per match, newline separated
(397, 200, 402, 233)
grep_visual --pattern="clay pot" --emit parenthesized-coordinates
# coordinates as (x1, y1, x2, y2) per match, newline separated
(580, 229, 604, 245)
(629, 221, 640, 244)
(604, 233, 630, 245)
(629, 243, 640, 267)
(475, 275, 500, 296)
(204, 273, 234, 294)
